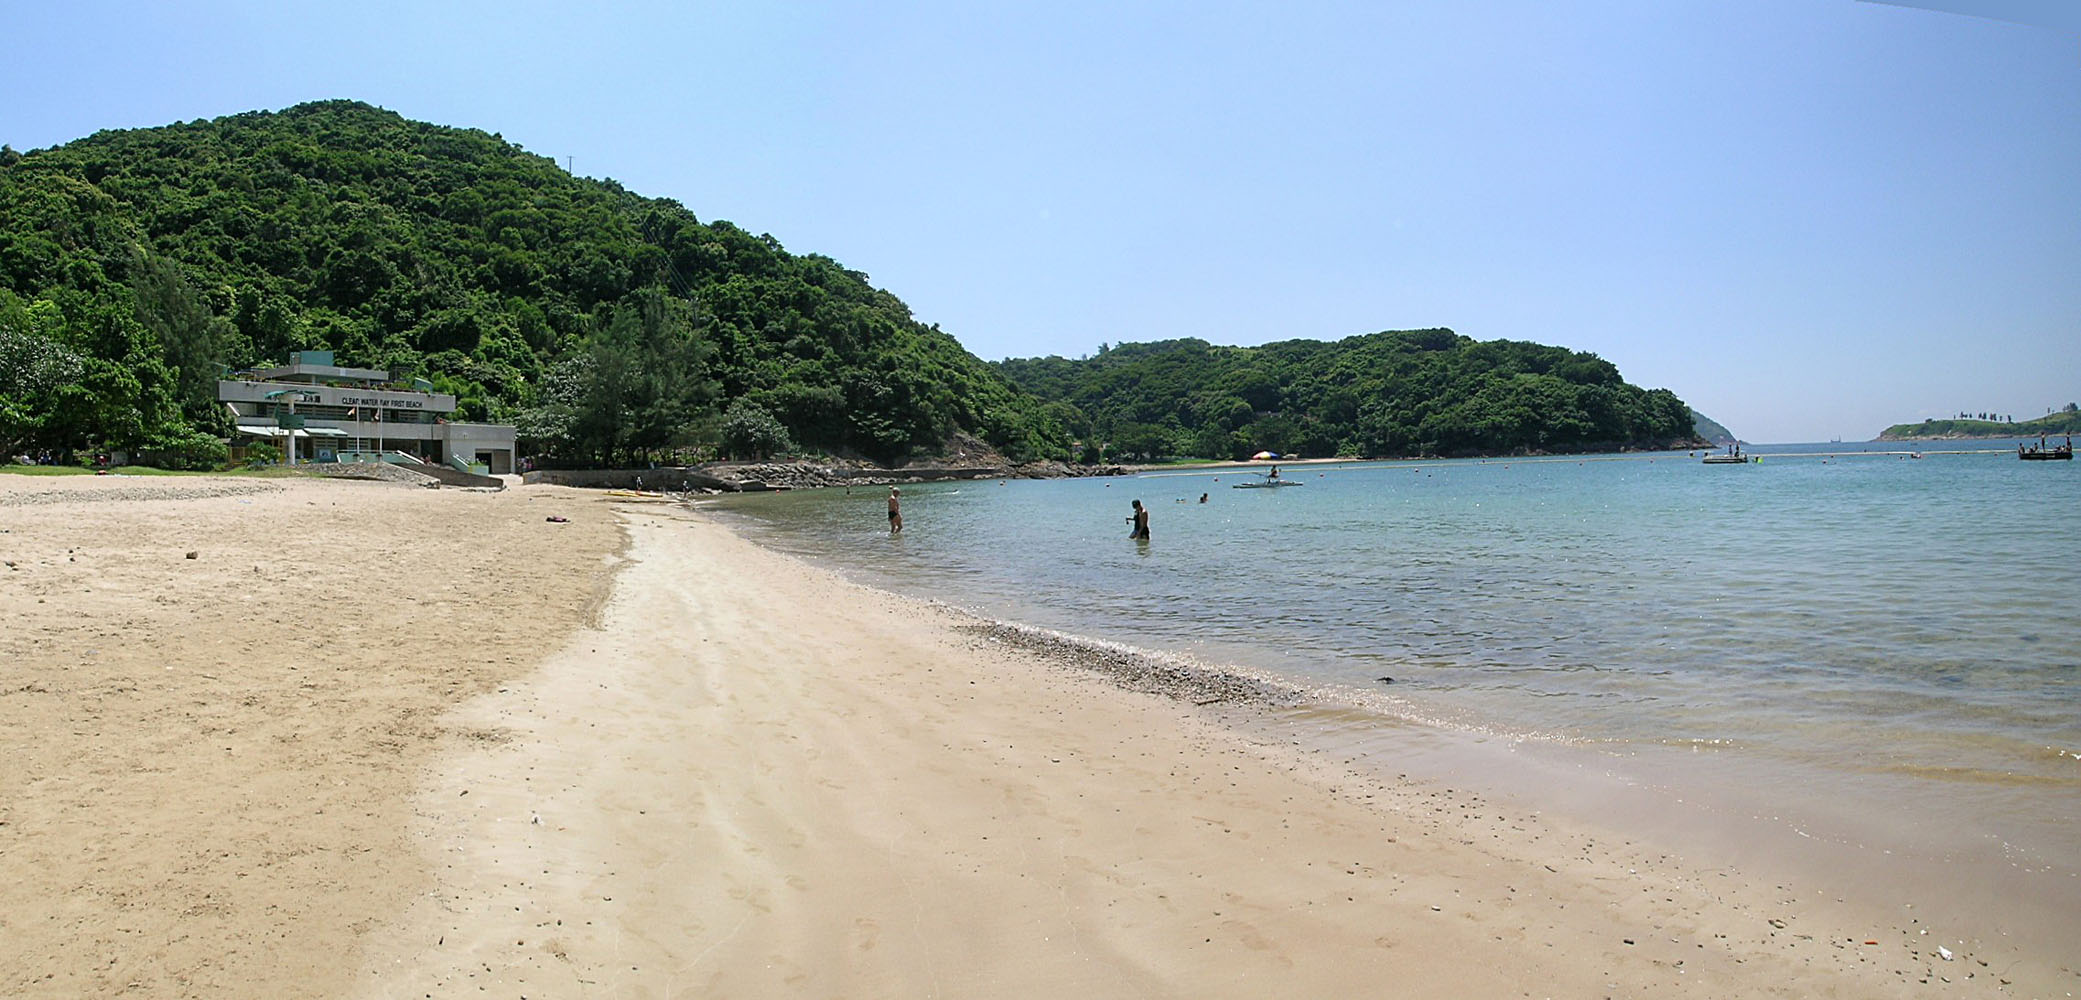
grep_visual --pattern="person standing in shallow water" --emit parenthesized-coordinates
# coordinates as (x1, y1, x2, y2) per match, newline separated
(887, 487, 902, 534)
(1128, 499, 1150, 540)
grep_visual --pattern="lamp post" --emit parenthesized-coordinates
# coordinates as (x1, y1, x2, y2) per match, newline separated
(264, 389, 321, 465)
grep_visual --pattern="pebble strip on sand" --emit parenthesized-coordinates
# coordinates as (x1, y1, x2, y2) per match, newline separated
(0, 482, 286, 506)
(956, 620, 1303, 708)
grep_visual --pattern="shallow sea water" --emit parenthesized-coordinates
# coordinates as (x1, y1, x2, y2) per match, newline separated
(707, 439, 2080, 943)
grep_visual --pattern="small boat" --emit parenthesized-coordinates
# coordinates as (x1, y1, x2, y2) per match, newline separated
(1702, 444, 1751, 465)
(2019, 435, 2073, 461)
(1235, 464, 1303, 488)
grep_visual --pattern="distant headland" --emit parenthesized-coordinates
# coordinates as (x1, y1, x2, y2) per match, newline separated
(1878, 406, 2080, 441)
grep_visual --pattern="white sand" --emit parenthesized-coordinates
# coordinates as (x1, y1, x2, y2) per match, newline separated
(1, 474, 619, 997)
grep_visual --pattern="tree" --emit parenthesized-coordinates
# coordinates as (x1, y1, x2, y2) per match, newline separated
(531, 290, 721, 466)
(995, 330, 1698, 461)
(604, 289, 718, 463)
(514, 355, 591, 460)
(0, 101, 1075, 468)
(0, 322, 85, 455)
(5, 101, 1708, 469)
(719, 399, 793, 460)
(130, 253, 226, 429)
(1111, 422, 1173, 461)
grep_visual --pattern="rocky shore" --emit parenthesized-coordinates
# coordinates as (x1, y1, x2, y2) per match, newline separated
(525, 458, 1128, 493)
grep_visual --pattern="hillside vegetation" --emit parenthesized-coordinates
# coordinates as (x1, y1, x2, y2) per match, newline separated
(0, 100, 1068, 466)
(4, 100, 1698, 469)
(997, 334, 1697, 461)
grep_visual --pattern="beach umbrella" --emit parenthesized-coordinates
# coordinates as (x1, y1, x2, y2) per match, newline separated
(1251, 450, 1280, 460)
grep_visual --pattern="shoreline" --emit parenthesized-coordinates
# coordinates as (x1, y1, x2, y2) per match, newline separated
(516, 444, 1722, 496)
(1123, 446, 1713, 474)
(873, 585, 2081, 992)
(693, 488, 2081, 992)
(355, 501, 2063, 997)
(6, 473, 2069, 996)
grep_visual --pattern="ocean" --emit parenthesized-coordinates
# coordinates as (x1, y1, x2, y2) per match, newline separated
(703, 438, 2079, 948)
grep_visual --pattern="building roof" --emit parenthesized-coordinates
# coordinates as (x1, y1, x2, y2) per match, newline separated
(246, 362, 391, 383)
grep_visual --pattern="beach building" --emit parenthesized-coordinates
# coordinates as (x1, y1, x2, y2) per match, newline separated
(218, 351, 517, 473)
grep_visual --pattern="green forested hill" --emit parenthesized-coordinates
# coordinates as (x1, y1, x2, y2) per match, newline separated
(996, 333, 1697, 461)
(0, 100, 1068, 466)
(3, 100, 1700, 470)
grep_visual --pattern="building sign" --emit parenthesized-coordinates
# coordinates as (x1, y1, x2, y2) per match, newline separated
(219, 379, 456, 413)
(335, 394, 427, 409)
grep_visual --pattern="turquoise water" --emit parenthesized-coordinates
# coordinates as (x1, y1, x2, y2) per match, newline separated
(706, 440, 2080, 893)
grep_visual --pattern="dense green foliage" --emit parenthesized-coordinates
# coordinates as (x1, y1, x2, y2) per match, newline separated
(3, 100, 1704, 470)
(0, 101, 1069, 465)
(996, 333, 1696, 460)
(1881, 408, 2081, 439)
(718, 399, 795, 460)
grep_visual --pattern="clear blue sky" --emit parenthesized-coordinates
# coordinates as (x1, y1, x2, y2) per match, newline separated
(6, 1, 2075, 442)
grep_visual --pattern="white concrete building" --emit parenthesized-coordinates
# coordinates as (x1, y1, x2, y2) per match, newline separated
(219, 351, 517, 473)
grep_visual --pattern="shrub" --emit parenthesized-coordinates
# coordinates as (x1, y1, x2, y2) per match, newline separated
(241, 440, 283, 468)
(718, 399, 793, 461)
(144, 429, 230, 471)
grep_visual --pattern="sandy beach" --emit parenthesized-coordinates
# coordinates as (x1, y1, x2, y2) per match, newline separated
(3, 473, 2061, 998)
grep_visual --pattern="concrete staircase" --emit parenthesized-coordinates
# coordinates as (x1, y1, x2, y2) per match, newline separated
(408, 462, 505, 489)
